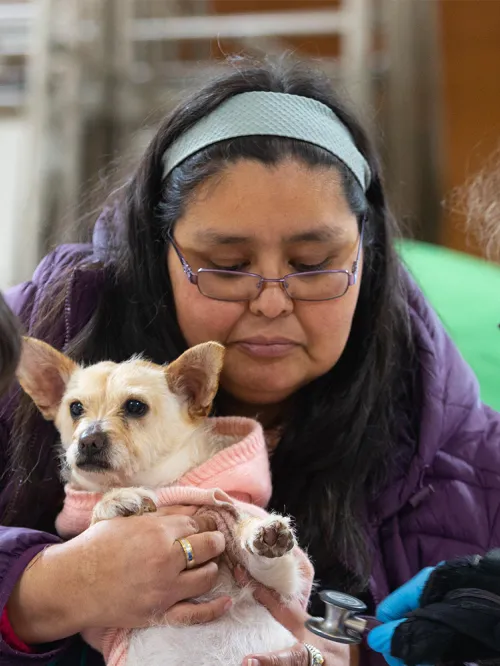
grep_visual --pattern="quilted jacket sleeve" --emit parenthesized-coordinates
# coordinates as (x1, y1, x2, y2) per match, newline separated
(360, 278, 500, 666)
(408, 288, 500, 566)
(0, 250, 78, 663)
(371, 280, 500, 596)
(0, 528, 66, 663)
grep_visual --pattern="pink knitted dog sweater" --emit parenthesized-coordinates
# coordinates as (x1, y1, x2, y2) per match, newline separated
(56, 417, 273, 538)
(55, 417, 314, 666)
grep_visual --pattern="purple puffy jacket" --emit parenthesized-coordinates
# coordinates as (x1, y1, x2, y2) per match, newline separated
(0, 232, 499, 665)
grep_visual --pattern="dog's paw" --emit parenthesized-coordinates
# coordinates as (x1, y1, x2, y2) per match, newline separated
(246, 516, 296, 559)
(91, 487, 157, 524)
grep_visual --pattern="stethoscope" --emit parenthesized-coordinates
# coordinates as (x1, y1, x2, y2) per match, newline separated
(305, 591, 373, 644)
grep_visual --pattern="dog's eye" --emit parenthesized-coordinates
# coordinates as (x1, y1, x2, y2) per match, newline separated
(124, 399, 149, 417)
(69, 401, 84, 418)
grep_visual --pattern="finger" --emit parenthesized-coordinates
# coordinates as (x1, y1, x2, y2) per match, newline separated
(172, 529, 225, 572)
(156, 507, 218, 532)
(191, 514, 218, 533)
(251, 582, 283, 607)
(367, 619, 406, 654)
(251, 586, 300, 632)
(165, 596, 232, 626)
(238, 567, 304, 635)
(234, 566, 282, 606)
(160, 514, 203, 541)
(234, 564, 252, 587)
(243, 642, 308, 666)
(376, 567, 434, 622)
(160, 512, 219, 542)
(382, 654, 405, 666)
(174, 561, 220, 601)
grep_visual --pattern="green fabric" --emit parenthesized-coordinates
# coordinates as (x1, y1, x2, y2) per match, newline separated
(398, 240, 500, 410)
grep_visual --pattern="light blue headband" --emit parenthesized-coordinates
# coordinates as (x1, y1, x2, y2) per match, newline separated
(162, 91, 371, 191)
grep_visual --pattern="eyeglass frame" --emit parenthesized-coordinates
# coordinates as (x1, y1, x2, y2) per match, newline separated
(167, 218, 365, 303)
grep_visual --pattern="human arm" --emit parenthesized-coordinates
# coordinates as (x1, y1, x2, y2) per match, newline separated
(369, 551, 500, 666)
(234, 566, 351, 666)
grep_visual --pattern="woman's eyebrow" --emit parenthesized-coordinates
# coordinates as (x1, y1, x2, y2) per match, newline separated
(284, 226, 346, 243)
(193, 226, 347, 245)
(193, 230, 251, 245)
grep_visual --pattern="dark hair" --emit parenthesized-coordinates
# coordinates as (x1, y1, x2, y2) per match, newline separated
(0, 294, 21, 396)
(3, 57, 417, 594)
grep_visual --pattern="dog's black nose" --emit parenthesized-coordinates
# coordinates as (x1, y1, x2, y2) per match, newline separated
(78, 426, 108, 457)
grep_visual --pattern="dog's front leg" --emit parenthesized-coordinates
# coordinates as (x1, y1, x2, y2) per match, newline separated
(238, 515, 302, 599)
(91, 487, 158, 525)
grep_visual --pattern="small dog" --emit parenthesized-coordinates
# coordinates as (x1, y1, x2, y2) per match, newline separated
(17, 338, 313, 666)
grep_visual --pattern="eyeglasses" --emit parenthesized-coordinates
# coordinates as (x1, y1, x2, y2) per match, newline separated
(168, 221, 364, 303)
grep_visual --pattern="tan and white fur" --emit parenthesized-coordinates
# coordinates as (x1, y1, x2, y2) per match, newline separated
(17, 338, 307, 666)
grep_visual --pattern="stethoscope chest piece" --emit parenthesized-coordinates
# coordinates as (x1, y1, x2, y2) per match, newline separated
(306, 591, 368, 645)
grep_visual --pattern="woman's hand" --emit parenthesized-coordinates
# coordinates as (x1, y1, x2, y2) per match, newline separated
(234, 567, 352, 666)
(7, 505, 229, 645)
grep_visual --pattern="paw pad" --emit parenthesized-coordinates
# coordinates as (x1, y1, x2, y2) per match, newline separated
(251, 520, 295, 558)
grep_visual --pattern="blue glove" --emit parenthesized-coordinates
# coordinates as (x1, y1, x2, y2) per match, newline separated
(367, 567, 435, 666)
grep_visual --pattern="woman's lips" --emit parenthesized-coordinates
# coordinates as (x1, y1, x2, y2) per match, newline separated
(234, 337, 299, 358)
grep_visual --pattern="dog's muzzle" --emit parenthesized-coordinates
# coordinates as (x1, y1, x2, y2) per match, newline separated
(76, 424, 111, 470)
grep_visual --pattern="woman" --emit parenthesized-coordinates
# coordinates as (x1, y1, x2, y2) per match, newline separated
(0, 57, 499, 666)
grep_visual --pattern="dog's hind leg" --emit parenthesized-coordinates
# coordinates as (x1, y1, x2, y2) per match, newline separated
(237, 515, 303, 599)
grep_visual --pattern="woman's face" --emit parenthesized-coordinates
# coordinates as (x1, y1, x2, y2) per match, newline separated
(168, 159, 362, 407)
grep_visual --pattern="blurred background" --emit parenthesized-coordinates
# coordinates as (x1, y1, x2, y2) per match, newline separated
(0, 0, 499, 291)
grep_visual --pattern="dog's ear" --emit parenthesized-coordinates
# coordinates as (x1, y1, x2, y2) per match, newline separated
(165, 342, 225, 419)
(16, 337, 78, 420)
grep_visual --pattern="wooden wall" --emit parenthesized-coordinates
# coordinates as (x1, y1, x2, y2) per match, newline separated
(211, 0, 500, 257)
(438, 0, 500, 256)
(210, 0, 341, 58)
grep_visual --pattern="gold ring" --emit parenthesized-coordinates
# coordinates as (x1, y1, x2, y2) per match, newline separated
(176, 537, 196, 570)
(304, 643, 325, 666)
